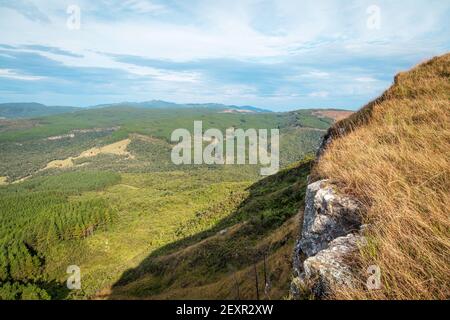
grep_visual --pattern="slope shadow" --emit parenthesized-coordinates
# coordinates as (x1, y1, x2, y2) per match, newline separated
(108, 159, 312, 299)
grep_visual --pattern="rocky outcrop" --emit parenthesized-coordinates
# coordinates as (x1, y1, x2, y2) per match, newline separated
(291, 179, 365, 299)
(299, 180, 361, 257)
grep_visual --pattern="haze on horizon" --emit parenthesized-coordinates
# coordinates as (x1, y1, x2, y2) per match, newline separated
(0, 0, 449, 112)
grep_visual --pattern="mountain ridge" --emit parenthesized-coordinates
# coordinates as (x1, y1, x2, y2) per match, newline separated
(1, 100, 356, 120)
(0, 103, 80, 119)
(89, 100, 273, 113)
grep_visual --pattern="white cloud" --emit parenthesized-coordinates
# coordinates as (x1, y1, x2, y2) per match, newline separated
(221, 84, 258, 97)
(309, 91, 330, 98)
(122, 0, 166, 14)
(305, 71, 330, 79)
(0, 69, 45, 81)
(311, 71, 329, 78)
(1, 1, 449, 63)
(355, 77, 378, 82)
(0, 0, 449, 109)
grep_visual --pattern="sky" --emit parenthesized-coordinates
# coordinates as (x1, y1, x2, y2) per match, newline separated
(0, 0, 449, 111)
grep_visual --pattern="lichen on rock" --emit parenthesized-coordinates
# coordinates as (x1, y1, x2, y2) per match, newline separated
(299, 180, 362, 257)
(291, 179, 365, 299)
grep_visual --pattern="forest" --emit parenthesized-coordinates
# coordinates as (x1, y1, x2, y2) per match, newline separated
(0, 106, 338, 299)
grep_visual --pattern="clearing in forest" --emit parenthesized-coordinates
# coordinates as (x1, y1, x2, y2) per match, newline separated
(44, 139, 134, 170)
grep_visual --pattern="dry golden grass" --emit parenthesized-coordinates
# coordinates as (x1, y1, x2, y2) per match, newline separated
(312, 110, 355, 122)
(314, 53, 450, 299)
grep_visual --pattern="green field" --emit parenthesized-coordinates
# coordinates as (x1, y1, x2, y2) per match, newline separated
(0, 106, 337, 299)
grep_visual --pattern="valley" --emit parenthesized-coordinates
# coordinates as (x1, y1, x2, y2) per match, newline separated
(0, 105, 349, 299)
(1, 0, 448, 304)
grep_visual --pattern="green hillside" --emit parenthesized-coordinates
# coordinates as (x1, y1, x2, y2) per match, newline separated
(108, 159, 312, 300)
(0, 106, 348, 299)
(0, 103, 79, 119)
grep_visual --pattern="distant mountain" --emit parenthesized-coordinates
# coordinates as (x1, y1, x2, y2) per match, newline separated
(90, 100, 272, 113)
(0, 103, 79, 119)
(0, 100, 271, 120)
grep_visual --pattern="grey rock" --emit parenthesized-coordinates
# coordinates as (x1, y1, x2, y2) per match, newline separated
(298, 180, 361, 257)
(302, 233, 365, 297)
(291, 179, 365, 299)
(316, 133, 333, 158)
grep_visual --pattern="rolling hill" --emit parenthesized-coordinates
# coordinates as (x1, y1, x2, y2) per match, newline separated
(89, 100, 272, 113)
(0, 103, 80, 119)
(0, 101, 271, 121)
(0, 104, 351, 299)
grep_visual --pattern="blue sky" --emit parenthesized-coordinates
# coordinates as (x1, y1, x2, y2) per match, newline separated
(0, 0, 449, 111)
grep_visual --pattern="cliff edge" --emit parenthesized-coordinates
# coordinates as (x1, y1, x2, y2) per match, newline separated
(291, 53, 450, 300)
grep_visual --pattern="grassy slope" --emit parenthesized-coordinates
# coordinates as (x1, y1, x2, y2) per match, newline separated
(62, 169, 255, 298)
(106, 159, 312, 300)
(314, 53, 450, 299)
